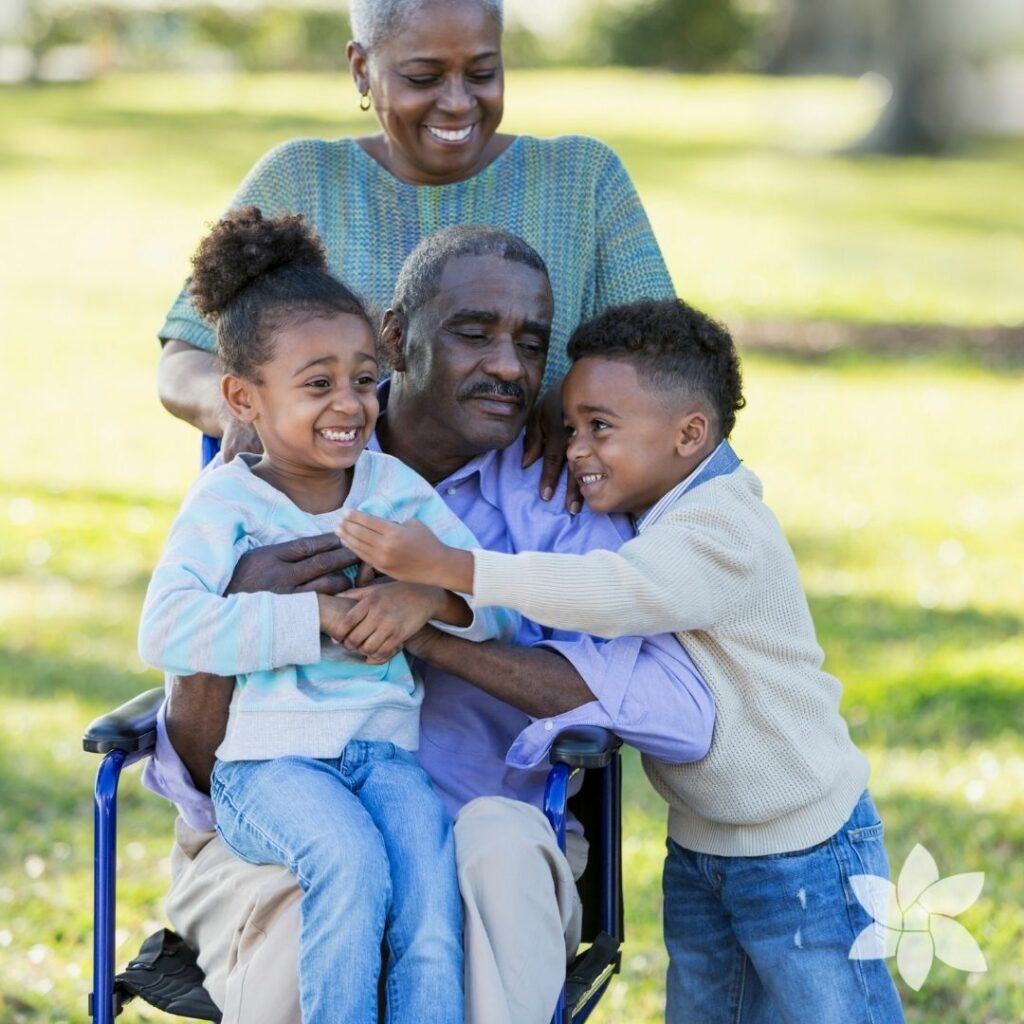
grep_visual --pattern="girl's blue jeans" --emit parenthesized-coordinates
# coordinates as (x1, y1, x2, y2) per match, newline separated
(211, 742, 463, 1024)
(663, 790, 904, 1024)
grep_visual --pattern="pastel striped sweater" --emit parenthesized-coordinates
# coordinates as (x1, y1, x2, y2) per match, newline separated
(470, 455, 870, 857)
(157, 135, 674, 387)
(138, 452, 518, 762)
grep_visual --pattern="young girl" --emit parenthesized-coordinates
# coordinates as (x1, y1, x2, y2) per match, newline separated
(138, 206, 516, 1024)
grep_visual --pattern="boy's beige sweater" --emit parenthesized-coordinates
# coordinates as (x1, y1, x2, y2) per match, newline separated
(472, 464, 869, 857)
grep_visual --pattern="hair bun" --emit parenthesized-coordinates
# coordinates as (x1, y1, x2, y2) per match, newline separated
(188, 206, 328, 321)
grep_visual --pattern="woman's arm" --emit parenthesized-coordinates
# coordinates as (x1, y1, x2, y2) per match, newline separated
(591, 144, 675, 310)
(157, 340, 262, 459)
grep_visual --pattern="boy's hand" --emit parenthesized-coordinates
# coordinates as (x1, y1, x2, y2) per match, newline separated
(326, 582, 467, 664)
(337, 511, 474, 594)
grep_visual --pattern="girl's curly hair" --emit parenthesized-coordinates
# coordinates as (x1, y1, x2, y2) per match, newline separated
(188, 206, 371, 380)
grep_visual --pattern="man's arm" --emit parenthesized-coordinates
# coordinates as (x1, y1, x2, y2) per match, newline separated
(407, 626, 595, 719)
(164, 672, 234, 794)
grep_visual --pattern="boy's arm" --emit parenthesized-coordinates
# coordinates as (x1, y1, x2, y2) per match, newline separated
(139, 485, 323, 677)
(406, 484, 519, 643)
(340, 504, 754, 638)
(471, 509, 756, 638)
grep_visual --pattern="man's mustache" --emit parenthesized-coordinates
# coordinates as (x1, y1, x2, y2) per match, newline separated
(458, 380, 527, 405)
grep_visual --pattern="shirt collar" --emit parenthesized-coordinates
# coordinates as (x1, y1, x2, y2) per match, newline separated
(368, 377, 505, 495)
(634, 439, 741, 534)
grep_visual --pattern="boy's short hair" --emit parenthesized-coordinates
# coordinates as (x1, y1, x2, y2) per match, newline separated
(567, 298, 745, 439)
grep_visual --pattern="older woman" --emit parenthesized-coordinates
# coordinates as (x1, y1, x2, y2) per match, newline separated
(152, 3, 675, 1023)
(156, 0, 673, 485)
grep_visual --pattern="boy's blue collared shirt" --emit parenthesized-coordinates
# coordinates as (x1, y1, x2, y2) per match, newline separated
(634, 440, 742, 535)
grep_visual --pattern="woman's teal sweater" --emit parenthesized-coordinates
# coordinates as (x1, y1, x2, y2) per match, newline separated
(159, 134, 674, 386)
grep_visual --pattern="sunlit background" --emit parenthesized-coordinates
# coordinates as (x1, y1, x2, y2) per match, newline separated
(1, 1, 1022, 1021)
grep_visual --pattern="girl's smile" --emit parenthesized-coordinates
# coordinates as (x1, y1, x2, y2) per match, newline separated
(225, 313, 380, 513)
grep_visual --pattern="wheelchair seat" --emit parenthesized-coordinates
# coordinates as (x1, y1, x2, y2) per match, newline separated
(84, 690, 623, 1024)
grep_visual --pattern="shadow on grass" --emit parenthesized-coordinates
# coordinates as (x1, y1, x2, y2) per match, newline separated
(735, 328, 1024, 372)
(805, 592, 1024, 747)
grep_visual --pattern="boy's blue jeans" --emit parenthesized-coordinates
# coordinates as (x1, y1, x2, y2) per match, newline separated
(211, 742, 463, 1024)
(663, 790, 904, 1024)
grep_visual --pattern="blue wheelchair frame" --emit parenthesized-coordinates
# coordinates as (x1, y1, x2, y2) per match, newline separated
(85, 696, 622, 1023)
(86, 434, 624, 1022)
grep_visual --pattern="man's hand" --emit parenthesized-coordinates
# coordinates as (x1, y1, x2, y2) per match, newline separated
(337, 512, 474, 593)
(325, 582, 469, 664)
(226, 533, 361, 596)
(522, 383, 581, 514)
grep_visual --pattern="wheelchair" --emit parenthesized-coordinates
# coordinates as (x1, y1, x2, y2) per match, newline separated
(85, 437, 625, 1024)
(84, 694, 623, 1024)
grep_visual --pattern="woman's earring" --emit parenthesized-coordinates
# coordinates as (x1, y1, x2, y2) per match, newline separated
(359, 90, 371, 112)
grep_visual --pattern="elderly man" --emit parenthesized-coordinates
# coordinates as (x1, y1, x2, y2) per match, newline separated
(144, 226, 714, 1024)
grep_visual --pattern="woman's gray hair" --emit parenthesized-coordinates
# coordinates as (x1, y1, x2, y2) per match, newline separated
(350, 0, 503, 51)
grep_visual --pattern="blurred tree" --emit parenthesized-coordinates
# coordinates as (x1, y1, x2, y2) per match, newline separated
(582, 0, 755, 72)
(851, 0, 968, 153)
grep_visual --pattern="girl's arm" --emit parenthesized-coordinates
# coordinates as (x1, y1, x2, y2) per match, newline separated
(139, 478, 322, 677)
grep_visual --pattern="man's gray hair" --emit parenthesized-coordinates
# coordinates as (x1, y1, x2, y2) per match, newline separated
(350, 0, 504, 51)
(393, 225, 548, 318)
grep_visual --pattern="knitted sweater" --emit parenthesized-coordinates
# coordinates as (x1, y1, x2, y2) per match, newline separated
(139, 452, 517, 762)
(157, 135, 674, 387)
(471, 446, 869, 856)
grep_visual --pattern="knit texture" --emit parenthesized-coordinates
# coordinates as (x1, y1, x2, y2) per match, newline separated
(472, 464, 870, 856)
(139, 451, 518, 761)
(158, 135, 674, 388)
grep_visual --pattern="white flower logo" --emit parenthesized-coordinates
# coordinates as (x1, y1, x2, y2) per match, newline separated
(848, 843, 986, 990)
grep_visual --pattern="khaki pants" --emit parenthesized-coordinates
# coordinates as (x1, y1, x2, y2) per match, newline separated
(166, 796, 586, 1024)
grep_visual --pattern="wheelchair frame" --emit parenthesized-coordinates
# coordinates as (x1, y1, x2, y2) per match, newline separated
(84, 691, 623, 1024)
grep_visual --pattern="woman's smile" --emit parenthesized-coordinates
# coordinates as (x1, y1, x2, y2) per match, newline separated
(424, 124, 476, 144)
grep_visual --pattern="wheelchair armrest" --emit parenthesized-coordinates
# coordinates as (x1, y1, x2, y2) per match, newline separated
(549, 726, 622, 770)
(83, 687, 164, 755)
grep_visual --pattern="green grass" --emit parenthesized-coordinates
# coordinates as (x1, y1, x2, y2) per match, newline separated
(1, 70, 1022, 1022)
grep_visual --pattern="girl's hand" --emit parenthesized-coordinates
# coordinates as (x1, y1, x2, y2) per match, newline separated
(327, 582, 467, 664)
(522, 383, 581, 514)
(316, 593, 358, 639)
(337, 511, 473, 593)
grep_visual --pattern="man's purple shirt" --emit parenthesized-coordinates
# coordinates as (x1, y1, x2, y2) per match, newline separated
(143, 429, 714, 829)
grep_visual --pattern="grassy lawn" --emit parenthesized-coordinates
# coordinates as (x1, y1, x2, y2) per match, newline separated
(1, 70, 1022, 1022)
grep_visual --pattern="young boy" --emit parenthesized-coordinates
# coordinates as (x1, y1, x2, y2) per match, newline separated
(339, 297, 905, 1022)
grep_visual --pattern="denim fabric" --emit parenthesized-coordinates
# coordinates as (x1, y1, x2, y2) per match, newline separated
(663, 791, 904, 1024)
(211, 742, 463, 1024)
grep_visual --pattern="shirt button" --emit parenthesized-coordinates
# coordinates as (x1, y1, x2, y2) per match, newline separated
(446, 486, 458, 495)
(543, 721, 554, 731)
